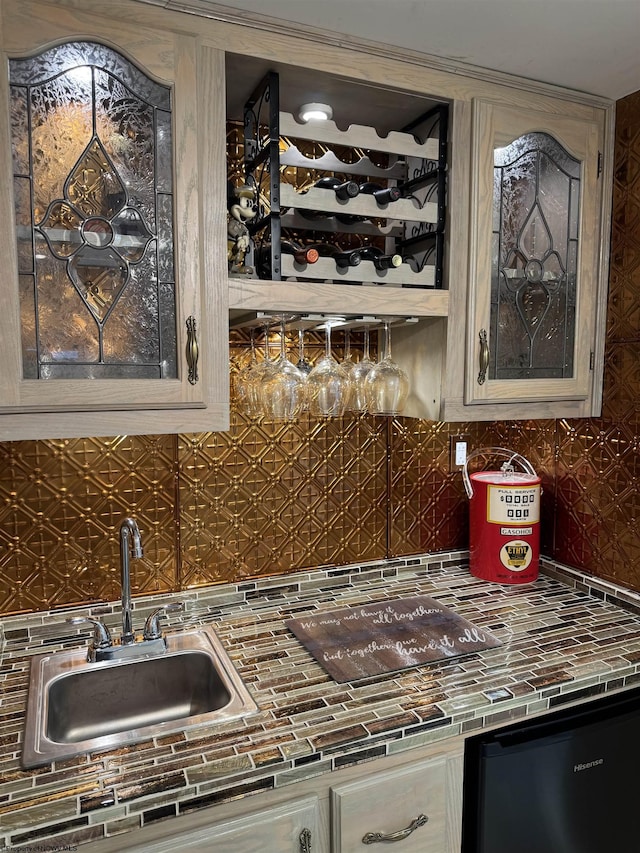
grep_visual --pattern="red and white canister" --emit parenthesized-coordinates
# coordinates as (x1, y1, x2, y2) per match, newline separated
(463, 448, 541, 584)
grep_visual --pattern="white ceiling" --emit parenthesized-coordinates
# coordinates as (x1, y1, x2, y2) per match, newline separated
(210, 0, 640, 100)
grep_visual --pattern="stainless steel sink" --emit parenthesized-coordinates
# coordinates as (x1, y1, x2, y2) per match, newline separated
(22, 625, 258, 768)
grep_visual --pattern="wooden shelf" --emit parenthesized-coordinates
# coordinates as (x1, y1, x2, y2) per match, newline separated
(228, 277, 448, 318)
(280, 184, 438, 225)
(280, 255, 435, 287)
(279, 112, 440, 160)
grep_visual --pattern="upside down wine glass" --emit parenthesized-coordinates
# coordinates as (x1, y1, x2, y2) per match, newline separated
(235, 323, 276, 419)
(364, 321, 409, 415)
(307, 322, 351, 417)
(262, 317, 307, 420)
(296, 328, 313, 375)
(234, 326, 262, 418)
(347, 325, 375, 412)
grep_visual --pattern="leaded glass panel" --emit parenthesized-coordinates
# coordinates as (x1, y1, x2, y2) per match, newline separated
(9, 41, 177, 380)
(490, 132, 580, 380)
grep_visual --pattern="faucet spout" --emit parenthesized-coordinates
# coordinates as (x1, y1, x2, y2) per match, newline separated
(119, 517, 143, 645)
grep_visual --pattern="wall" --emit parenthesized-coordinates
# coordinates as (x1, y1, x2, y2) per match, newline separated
(550, 89, 640, 589)
(0, 91, 637, 617)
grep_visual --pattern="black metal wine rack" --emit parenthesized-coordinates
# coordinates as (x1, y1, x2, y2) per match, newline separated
(242, 70, 448, 289)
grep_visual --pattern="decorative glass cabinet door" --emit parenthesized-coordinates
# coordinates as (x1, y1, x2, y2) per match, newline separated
(466, 99, 601, 409)
(11, 42, 179, 383)
(0, 3, 228, 439)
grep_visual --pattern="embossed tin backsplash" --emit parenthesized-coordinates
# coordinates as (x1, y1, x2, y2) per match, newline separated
(0, 91, 638, 615)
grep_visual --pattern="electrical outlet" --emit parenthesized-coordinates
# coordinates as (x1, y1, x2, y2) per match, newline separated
(449, 434, 470, 471)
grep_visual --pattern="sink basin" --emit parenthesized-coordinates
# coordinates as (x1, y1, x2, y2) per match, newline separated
(22, 625, 258, 768)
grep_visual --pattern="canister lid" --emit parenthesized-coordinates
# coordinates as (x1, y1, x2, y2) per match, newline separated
(469, 471, 541, 485)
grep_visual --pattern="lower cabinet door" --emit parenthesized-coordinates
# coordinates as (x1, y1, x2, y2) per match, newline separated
(331, 757, 446, 853)
(149, 796, 319, 853)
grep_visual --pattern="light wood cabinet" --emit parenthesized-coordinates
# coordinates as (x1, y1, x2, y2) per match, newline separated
(0, 0, 229, 440)
(0, 0, 615, 436)
(112, 796, 324, 853)
(331, 756, 448, 852)
(398, 94, 612, 422)
(449, 97, 609, 421)
(85, 735, 463, 853)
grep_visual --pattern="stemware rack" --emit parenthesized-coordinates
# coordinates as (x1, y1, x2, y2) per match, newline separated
(242, 71, 448, 290)
(229, 311, 419, 335)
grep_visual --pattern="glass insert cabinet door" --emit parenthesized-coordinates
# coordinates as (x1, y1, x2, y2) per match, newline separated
(11, 41, 178, 383)
(466, 99, 601, 408)
(0, 12, 225, 432)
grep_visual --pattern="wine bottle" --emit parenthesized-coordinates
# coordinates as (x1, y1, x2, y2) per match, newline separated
(334, 248, 362, 269)
(281, 240, 320, 265)
(255, 240, 319, 278)
(335, 212, 367, 225)
(310, 242, 362, 269)
(359, 245, 403, 270)
(358, 181, 402, 205)
(299, 209, 335, 222)
(311, 176, 360, 200)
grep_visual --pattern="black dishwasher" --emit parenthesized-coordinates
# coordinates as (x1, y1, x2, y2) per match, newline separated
(462, 684, 640, 853)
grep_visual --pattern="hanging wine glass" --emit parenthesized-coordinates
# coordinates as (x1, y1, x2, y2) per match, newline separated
(234, 327, 263, 418)
(253, 321, 280, 416)
(296, 328, 313, 375)
(237, 323, 276, 418)
(364, 321, 409, 415)
(307, 321, 351, 417)
(262, 317, 307, 420)
(341, 329, 357, 385)
(347, 325, 375, 412)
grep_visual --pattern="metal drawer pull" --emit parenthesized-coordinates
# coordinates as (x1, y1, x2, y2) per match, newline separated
(362, 813, 428, 844)
(299, 827, 312, 852)
(477, 328, 489, 385)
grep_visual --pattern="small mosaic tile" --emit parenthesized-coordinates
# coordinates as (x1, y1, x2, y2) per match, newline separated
(103, 814, 141, 837)
(115, 773, 188, 804)
(10, 820, 104, 847)
(144, 803, 179, 824)
(549, 683, 607, 707)
(185, 754, 254, 786)
(483, 687, 513, 702)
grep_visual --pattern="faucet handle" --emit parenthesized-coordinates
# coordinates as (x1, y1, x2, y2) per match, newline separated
(143, 602, 184, 641)
(67, 616, 113, 650)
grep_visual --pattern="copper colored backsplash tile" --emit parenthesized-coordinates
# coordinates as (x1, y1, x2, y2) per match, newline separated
(0, 435, 178, 614)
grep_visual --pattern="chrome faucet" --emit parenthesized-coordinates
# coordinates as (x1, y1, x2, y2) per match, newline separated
(67, 518, 184, 662)
(119, 517, 143, 645)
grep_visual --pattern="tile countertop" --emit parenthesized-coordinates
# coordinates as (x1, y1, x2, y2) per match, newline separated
(3, 550, 640, 850)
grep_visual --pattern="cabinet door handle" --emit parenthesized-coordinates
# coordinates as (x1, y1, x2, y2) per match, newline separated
(299, 827, 312, 852)
(362, 813, 428, 844)
(477, 328, 489, 385)
(186, 316, 199, 385)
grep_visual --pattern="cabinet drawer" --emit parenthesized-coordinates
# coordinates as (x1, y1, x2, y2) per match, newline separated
(331, 757, 446, 852)
(126, 796, 320, 853)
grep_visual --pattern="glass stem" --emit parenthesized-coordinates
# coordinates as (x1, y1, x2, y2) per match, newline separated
(325, 323, 332, 359)
(363, 326, 370, 362)
(263, 323, 271, 362)
(384, 322, 392, 361)
(279, 317, 286, 361)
